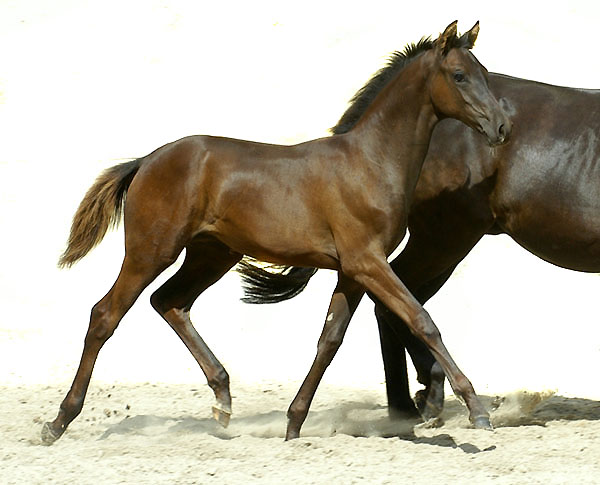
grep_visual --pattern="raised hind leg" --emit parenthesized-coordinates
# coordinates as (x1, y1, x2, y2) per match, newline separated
(286, 274, 364, 440)
(150, 238, 242, 427)
(41, 250, 180, 444)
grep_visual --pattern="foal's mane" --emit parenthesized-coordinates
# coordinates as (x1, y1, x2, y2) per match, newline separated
(332, 32, 471, 135)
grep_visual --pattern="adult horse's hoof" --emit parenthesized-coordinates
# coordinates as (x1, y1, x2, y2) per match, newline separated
(212, 406, 231, 428)
(472, 415, 493, 431)
(414, 389, 444, 421)
(41, 422, 61, 445)
(415, 416, 445, 429)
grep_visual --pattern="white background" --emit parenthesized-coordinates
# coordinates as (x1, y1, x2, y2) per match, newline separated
(1, 0, 599, 400)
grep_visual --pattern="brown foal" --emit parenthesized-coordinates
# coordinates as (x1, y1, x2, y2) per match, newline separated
(42, 21, 509, 444)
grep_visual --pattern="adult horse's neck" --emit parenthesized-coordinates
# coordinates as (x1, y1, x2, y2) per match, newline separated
(346, 53, 439, 195)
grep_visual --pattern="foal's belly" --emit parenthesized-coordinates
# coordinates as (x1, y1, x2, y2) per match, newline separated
(206, 214, 341, 271)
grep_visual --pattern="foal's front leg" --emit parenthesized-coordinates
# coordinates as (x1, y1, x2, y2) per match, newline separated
(286, 275, 364, 440)
(347, 253, 491, 430)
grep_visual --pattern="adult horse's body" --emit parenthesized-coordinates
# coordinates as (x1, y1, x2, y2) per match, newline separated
(376, 72, 600, 419)
(239, 70, 600, 420)
(42, 22, 509, 444)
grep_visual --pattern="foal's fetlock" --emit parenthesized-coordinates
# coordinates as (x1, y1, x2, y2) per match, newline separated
(209, 374, 231, 428)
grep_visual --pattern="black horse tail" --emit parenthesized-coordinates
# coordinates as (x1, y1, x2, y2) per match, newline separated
(58, 158, 142, 268)
(236, 257, 318, 304)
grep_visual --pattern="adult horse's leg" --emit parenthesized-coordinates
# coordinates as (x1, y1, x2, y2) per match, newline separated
(376, 203, 491, 420)
(377, 265, 456, 421)
(149, 238, 242, 427)
(286, 274, 364, 440)
(376, 316, 418, 418)
(41, 249, 179, 444)
(347, 251, 491, 429)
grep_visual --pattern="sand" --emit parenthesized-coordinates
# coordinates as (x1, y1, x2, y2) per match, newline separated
(2, 381, 599, 484)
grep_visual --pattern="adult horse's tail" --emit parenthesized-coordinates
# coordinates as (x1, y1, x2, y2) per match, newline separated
(58, 159, 142, 268)
(236, 258, 318, 304)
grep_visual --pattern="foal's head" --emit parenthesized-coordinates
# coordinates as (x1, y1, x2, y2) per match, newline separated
(427, 21, 511, 146)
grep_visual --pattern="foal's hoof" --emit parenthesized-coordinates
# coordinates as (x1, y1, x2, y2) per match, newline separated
(41, 422, 61, 445)
(212, 406, 231, 428)
(472, 415, 493, 431)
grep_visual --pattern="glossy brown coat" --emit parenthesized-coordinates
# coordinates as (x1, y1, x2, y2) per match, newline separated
(240, 72, 600, 421)
(42, 22, 509, 443)
(377, 73, 600, 419)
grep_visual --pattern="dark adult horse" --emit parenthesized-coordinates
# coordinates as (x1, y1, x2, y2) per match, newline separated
(239, 55, 600, 421)
(42, 21, 509, 444)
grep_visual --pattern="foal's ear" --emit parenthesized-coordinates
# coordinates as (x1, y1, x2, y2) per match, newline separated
(464, 21, 480, 49)
(436, 20, 458, 56)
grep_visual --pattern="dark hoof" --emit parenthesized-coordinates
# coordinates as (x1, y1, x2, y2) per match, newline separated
(211, 406, 231, 428)
(285, 420, 300, 441)
(414, 389, 444, 421)
(41, 422, 61, 445)
(414, 389, 428, 414)
(472, 415, 493, 431)
(388, 407, 421, 422)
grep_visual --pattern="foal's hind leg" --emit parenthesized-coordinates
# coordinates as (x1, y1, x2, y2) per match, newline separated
(42, 251, 179, 444)
(286, 274, 364, 440)
(150, 238, 242, 427)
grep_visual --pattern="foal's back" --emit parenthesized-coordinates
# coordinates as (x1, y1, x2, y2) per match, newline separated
(126, 134, 357, 268)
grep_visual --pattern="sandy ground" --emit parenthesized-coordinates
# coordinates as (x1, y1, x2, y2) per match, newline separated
(3, 381, 600, 484)
(3, 2, 600, 484)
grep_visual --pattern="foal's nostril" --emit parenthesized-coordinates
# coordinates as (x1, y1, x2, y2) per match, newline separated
(497, 123, 507, 143)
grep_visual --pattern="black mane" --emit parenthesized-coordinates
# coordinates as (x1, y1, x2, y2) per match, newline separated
(331, 32, 471, 135)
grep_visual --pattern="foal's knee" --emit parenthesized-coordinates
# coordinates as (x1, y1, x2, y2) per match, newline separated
(412, 310, 441, 343)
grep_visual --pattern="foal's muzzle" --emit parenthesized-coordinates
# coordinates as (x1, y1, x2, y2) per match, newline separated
(481, 116, 512, 146)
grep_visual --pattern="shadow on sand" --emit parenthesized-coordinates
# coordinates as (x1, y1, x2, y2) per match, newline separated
(98, 392, 600, 454)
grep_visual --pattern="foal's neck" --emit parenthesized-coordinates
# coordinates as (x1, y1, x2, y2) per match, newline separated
(348, 54, 439, 184)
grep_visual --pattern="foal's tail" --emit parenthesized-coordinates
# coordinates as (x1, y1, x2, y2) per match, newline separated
(58, 158, 143, 268)
(236, 258, 318, 304)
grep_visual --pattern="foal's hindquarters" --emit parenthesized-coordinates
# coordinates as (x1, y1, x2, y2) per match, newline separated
(42, 145, 244, 443)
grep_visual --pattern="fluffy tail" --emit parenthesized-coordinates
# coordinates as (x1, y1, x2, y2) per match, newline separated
(58, 158, 142, 268)
(236, 257, 318, 304)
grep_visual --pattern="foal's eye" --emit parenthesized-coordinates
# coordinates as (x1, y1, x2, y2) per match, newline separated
(453, 71, 466, 83)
